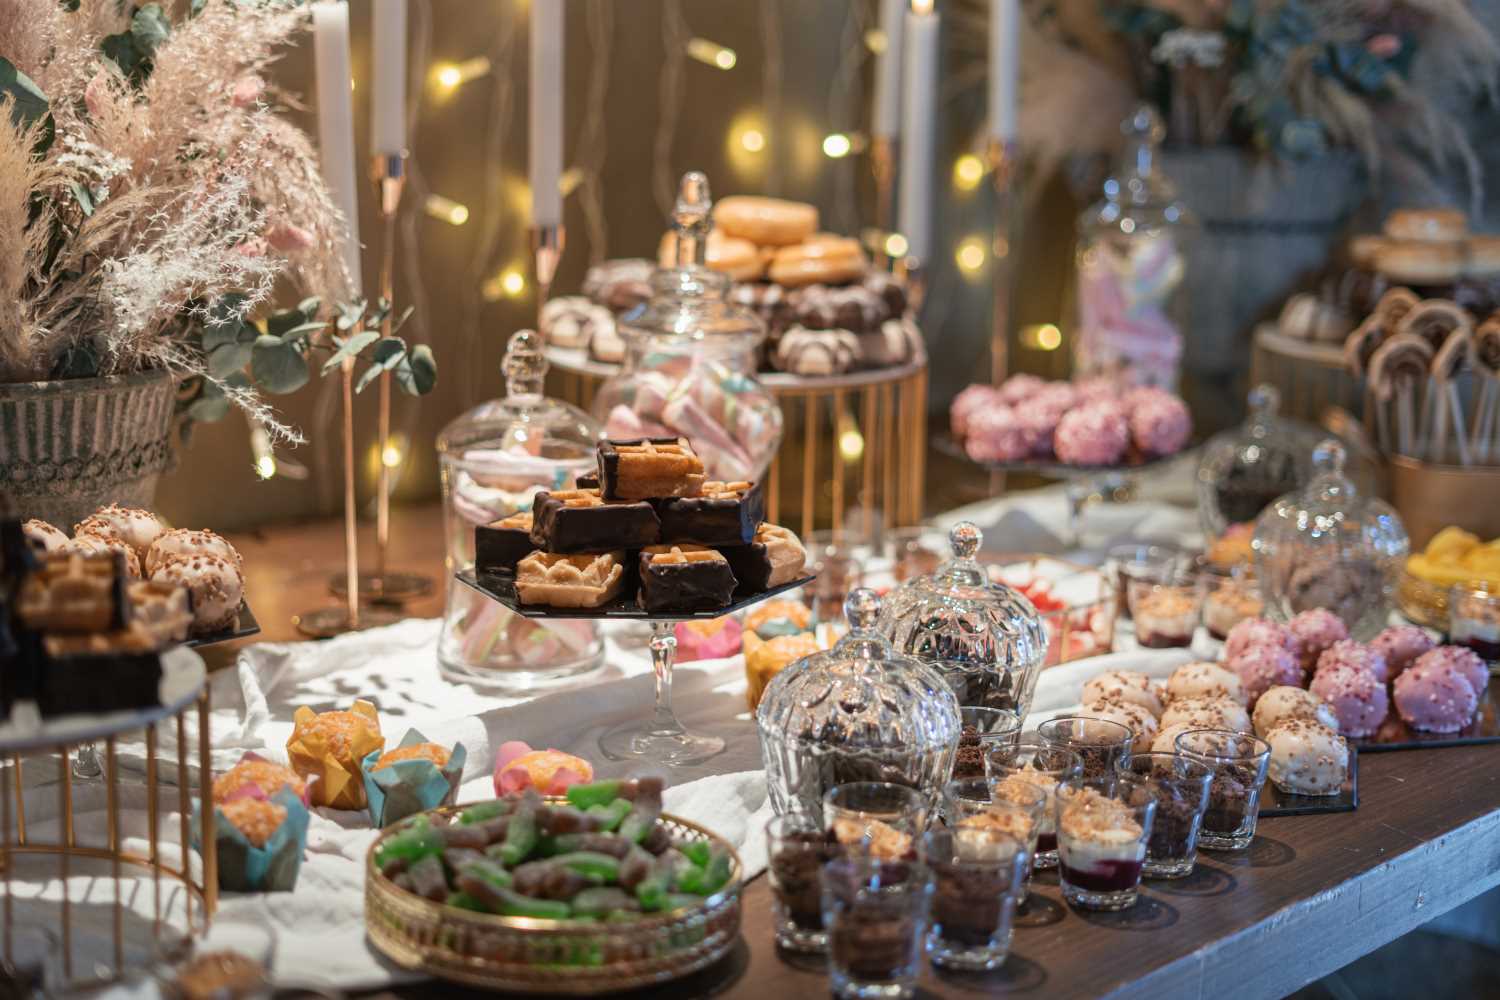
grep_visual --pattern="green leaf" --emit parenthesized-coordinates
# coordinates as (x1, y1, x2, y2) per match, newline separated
(185, 379, 229, 422)
(130, 4, 171, 58)
(251, 335, 309, 394)
(0, 56, 53, 151)
(296, 296, 323, 318)
(354, 363, 384, 394)
(202, 305, 254, 352)
(320, 330, 378, 374)
(395, 344, 437, 395)
(335, 298, 367, 331)
(370, 336, 407, 370)
(68, 181, 93, 216)
(189, 0, 208, 16)
(266, 308, 311, 339)
(207, 340, 253, 377)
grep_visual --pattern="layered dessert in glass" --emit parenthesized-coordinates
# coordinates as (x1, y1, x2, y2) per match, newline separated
(985, 739, 1084, 869)
(1173, 729, 1271, 851)
(1054, 778, 1156, 911)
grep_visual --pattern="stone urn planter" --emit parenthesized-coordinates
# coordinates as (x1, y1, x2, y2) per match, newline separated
(0, 369, 178, 530)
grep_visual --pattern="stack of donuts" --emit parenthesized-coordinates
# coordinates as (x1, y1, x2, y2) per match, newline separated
(22, 504, 246, 637)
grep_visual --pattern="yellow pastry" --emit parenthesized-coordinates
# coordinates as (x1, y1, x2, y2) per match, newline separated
(745, 633, 820, 712)
(287, 700, 384, 810)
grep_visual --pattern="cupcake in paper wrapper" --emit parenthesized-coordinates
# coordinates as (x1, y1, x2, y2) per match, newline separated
(360, 729, 467, 828)
(196, 788, 311, 893)
(286, 699, 384, 810)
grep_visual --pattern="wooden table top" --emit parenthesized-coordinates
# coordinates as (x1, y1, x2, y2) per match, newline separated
(225, 506, 1500, 999)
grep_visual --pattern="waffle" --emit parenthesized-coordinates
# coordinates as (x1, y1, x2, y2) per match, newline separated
(529, 488, 660, 554)
(722, 522, 807, 593)
(17, 551, 129, 633)
(638, 544, 737, 612)
(656, 480, 765, 546)
(597, 437, 706, 501)
(515, 550, 626, 608)
(475, 511, 537, 573)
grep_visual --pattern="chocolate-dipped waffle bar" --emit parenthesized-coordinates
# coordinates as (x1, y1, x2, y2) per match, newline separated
(597, 437, 706, 501)
(721, 523, 808, 594)
(656, 481, 766, 546)
(638, 545, 738, 612)
(529, 488, 660, 554)
(475, 512, 538, 573)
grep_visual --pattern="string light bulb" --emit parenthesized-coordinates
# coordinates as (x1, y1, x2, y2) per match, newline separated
(381, 437, 406, 469)
(1021, 323, 1063, 352)
(864, 29, 887, 54)
(912, 0, 933, 14)
(822, 133, 852, 159)
(883, 232, 909, 259)
(431, 56, 492, 94)
(741, 128, 766, 153)
(686, 37, 736, 70)
(423, 194, 469, 226)
(955, 236, 987, 275)
(953, 154, 985, 192)
(483, 268, 528, 302)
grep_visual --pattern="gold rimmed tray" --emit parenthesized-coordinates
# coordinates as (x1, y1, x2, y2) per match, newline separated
(364, 804, 743, 994)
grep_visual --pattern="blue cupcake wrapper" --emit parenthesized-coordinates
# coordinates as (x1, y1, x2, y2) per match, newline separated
(360, 729, 467, 829)
(196, 787, 311, 893)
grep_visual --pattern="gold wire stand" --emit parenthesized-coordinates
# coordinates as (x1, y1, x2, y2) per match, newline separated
(545, 355, 928, 539)
(0, 684, 217, 986)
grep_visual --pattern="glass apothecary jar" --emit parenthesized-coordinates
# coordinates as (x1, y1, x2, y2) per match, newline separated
(1196, 384, 1318, 539)
(877, 522, 1048, 717)
(756, 589, 960, 818)
(435, 330, 604, 685)
(591, 172, 782, 483)
(1074, 104, 1197, 390)
(1253, 439, 1409, 639)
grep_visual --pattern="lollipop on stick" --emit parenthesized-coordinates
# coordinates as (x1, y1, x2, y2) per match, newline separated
(1474, 317, 1500, 462)
(1369, 334, 1434, 457)
(1431, 327, 1475, 465)
(1344, 316, 1393, 450)
(1397, 300, 1472, 458)
(1375, 287, 1420, 331)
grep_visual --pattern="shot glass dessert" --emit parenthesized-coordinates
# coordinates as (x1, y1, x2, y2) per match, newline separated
(1202, 574, 1264, 641)
(1130, 577, 1204, 649)
(985, 738, 1084, 869)
(766, 812, 838, 953)
(1107, 543, 1181, 622)
(1448, 584, 1500, 663)
(1173, 729, 1271, 851)
(1118, 752, 1213, 878)
(1038, 716, 1134, 778)
(923, 826, 1028, 971)
(952, 707, 1024, 779)
(821, 856, 933, 1000)
(1054, 776, 1156, 911)
(824, 782, 926, 860)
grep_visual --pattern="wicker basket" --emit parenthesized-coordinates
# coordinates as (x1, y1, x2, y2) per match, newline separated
(0, 369, 177, 529)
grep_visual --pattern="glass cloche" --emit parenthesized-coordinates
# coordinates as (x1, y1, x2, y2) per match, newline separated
(435, 329, 604, 685)
(1252, 439, 1409, 639)
(1196, 384, 1320, 539)
(591, 172, 783, 483)
(756, 589, 960, 818)
(877, 522, 1048, 717)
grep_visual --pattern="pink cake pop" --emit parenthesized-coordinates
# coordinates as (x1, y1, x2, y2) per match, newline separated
(1315, 639, 1389, 684)
(1411, 646, 1488, 697)
(1029, 382, 1079, 420)
(1129, 392, 1192, 457)
(1224, 618, 1300, 664)
(951, 384, 1001, 438)
(1054, 402, 1129, 466)
(1016, 406, 1061, 456)
(1231, 642, 1303, 709)
(1309, 664, 1389, 738)
(1393, 660, 1479, 733)
(966, 405, 1042, 463)
(996, 373, 1046, 407)
(1073, 374, 1123, 406)
(1288, 609, 1349, 670)
(1369, 625, 1437, 678)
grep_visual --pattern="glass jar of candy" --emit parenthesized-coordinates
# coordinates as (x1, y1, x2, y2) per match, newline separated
(1074, 104, 1197, 390)
(435, 330, 605, 685)
(590, 172, 783, 483)
(1195, 384, 1320, 539)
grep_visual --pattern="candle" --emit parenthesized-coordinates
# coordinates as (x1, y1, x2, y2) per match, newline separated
(370, 0, 407, 156)
(530, 0, 563, 227)
(872, 0, 906, 139)
(988, 0, 1020, 142)
(898, 0, 938, 261)
(312, 1, 362, 296)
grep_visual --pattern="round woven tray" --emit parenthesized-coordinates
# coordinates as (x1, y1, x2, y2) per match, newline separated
(364, 805, 743, 994)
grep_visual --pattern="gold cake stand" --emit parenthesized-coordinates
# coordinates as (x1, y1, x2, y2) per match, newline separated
(0, 647, 216, 987)
(545, 347, 929, 538)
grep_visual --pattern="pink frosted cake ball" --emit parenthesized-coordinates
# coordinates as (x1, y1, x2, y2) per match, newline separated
(965, 406, 1041, 463)
(1315, 639, 1389, 685)
(1223, 617, 1299, 664)
(997, 372, 1046, 406)
(1029, 382, 1079, 420)
(1412, 646, 1488, 697)
(1393, 660, 1479, 733)
(1129, 392, 1192, 457)
(1072, 374, 1123, 405)
(1309, 664, 1389, 738)
(1054, 402, 1129, 466)
(951, 384, 1001, 438)
(1231, 642, 1303, 709)
(1369, 625, 1437, 678)
(1017, 406, 1061, 456)
(1288, 608, 1349, 665)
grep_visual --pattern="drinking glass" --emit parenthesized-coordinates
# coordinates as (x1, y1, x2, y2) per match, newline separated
(1174, 729, 1271, 851)
(1037, 716, 1133, 778)
(951, 706, 1024, 780)
(923, 826, 1028, 971)
(821, 856, 933, 1000)
(1055, 775, 1155, 911)
(985, 738, 1084, 869)
(824, 782, 926, 860)
(766, 812, 837, 953)
(1106, 543, 1181, 621)
(1119, 752, 1213, 877)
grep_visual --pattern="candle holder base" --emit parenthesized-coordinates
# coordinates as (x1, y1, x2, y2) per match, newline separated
(327, 570, 436, 605)
(294, 605, 404, 639)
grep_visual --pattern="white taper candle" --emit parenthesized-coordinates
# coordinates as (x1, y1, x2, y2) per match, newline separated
(872, 0, 907, 139)
(530, 0, 564, 227)
(988, 0, 1020, 142)
(312, 1, 362, 296)
(370, 0, 407, 156)
(899, 0, 939, 261)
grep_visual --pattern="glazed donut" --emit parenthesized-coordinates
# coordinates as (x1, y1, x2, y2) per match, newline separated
(582, 258, 654, 313)
(74, 504, 164, 558)
(769, 235, 868, 288)
(152, 553, 245, 634)
(658, 230, 764, 281)
(772, 326, 861, 375)
(145, 528, 243, 576)
(713, 196, 818, 247)
(1383, 208, 1468, 243)
(21, 518, 67, 555)
(62, 532, 141, 578)
(1375, 240, 1464, 285)
(540, 296, 612, 350)
(588, 314, 625, 363)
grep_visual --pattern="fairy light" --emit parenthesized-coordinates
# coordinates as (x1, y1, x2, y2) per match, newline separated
(483, 267, 528, 302)
(686, 37, 736, 70)
(741, 128, 766, 153)
(381, 436, 407, 468)
(1022, 323, 1064, 351)
(865, 29, 887, 54)
(423, 194, 469, 226)
(955, 236, 987, 275)
(883, 232, 909, 258)
(431, 56, 492, 94)
(558, 167, 584, 197)
(838, 425, 865, 462)
(953, 154, 985, 192)
(822, 133, 852, 159)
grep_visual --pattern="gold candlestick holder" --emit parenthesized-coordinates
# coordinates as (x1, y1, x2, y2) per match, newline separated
(871, 135, 896, 237)
(986, 137, 1022, 496)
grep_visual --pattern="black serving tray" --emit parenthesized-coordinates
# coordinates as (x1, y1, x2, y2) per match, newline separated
(1259, 747, 1359, 817)
(185, 600, 261, 647)
(457, 569, 815, 622)
(1350, 680, 1500, 752)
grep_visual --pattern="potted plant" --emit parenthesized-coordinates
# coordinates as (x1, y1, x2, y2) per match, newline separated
(0, 1, 356, 528)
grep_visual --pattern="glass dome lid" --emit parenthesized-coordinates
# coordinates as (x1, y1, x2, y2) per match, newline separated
(755, 588, 960, 818)
(1196, 383, 1319, 538)
(1252, 438, 1409, 638)
(877, 522, 1048, 716)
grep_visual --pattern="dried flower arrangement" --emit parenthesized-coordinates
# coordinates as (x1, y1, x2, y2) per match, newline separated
(950, 0, 1500, 206)
(0, 0, 384, 443)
